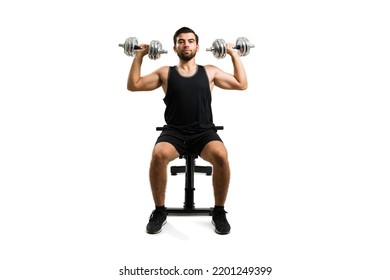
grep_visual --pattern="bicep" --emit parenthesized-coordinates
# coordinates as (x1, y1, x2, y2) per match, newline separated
(214, 70, 242, 90)
(136, 71, 162, 91)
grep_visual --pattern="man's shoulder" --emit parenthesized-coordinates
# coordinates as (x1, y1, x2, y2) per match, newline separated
(203, 64, 219, 78)
(156, 65, 170, 77)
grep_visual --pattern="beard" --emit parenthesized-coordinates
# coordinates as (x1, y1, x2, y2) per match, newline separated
(177, 50, 196, 61)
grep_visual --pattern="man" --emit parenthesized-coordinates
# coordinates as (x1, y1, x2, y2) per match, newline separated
(127, 27, 248, 234)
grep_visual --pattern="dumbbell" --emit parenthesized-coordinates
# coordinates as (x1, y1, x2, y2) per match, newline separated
(118, 37, 168, 60)
(206, 37, 255, 59)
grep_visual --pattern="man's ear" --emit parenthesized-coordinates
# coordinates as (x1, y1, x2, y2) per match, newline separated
(173, 46, 177, 52)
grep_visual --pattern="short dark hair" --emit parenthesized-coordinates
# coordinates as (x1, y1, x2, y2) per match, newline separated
(173, 27, 199, 44)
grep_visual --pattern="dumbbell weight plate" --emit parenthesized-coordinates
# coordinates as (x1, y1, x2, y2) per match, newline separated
(123, 37, 138, 57)
(148, 40, 167, 60)
(236, 37, 251, 57)
(211, 39, 227, 59)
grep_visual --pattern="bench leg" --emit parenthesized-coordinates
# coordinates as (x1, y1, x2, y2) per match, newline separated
(167, 155, 213, 216)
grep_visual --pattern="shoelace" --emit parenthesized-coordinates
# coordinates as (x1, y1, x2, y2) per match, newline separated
(149, 210, 166, 222)
(213, 210, 228, 221)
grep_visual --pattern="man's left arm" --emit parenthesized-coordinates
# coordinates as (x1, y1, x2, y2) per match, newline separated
(212, 43, 248, 90)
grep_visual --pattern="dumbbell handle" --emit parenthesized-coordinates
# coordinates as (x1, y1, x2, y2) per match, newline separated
(206, 44, 255, 51)
(118, 44, 141, 50)
(234, 44, 255, 50)
(119, 43, 167, 54)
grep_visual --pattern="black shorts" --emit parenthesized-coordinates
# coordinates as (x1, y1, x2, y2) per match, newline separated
(156, 127, 223, 157)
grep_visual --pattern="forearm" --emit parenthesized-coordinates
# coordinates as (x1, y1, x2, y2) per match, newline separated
(230, 53, 248, 90)
(127, 56, 143, 91)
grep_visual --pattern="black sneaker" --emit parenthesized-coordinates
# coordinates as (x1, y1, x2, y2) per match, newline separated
(146, 208, 167, 234)
(212, 208, 231, 235)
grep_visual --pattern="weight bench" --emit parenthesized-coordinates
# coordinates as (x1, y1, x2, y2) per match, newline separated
(156, 126, 224, 216)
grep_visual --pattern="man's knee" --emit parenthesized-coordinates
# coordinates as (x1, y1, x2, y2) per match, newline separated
(151, 142, 179, 165)
(214, 149, 229, 167)
(202, 142, 229, 167)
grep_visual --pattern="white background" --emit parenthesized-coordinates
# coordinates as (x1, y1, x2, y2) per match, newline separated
(1, 0, 389, 279)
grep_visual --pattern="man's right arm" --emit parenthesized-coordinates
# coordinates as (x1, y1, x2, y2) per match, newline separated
(127, 44, 163, 92)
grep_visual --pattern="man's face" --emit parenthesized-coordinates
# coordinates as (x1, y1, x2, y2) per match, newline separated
(174, 33, 198, 61)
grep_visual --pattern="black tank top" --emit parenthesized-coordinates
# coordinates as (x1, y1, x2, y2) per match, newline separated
(163, 65, 214, 134)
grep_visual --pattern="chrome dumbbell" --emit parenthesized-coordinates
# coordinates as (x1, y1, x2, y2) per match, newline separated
(118, 37, 167, 60)
(206, 37, 255, 59)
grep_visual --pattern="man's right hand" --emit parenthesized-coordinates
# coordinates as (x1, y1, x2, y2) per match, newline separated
(135, 44, 149, 58)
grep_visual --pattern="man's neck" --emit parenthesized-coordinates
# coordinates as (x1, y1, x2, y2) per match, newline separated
(177, 60, 197, 71)
(176, 60, 198, 77)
